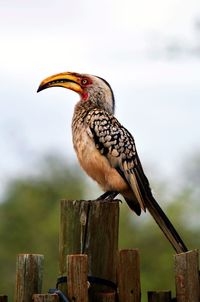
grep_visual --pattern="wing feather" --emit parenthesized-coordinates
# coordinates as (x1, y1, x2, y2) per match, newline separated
(122, 161, 146, 211)
(87, 108, 151, 212)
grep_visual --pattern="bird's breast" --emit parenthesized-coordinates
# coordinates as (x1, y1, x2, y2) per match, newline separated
(72, 124, 128, 193)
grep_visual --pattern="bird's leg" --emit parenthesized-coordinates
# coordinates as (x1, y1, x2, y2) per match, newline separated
(96, 191, 119, 201)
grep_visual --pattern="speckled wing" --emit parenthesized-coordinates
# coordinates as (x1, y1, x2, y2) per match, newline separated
(87, 108, 154, 212)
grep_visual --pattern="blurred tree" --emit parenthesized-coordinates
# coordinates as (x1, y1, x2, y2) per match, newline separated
(0, 154, 86, 300)
(0, 152, 199, 302)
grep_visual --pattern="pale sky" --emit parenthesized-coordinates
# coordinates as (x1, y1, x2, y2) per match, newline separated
(1, 0, 200, 195)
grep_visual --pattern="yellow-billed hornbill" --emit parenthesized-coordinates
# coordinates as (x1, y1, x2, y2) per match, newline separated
(37, 72, 187, 253)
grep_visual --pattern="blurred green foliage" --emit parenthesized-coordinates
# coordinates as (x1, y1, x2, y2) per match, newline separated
(0, 155, 86, 300)
(0, 153, 199, 301)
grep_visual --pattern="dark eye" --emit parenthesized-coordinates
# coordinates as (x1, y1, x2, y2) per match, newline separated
(81, 79, 88, 85)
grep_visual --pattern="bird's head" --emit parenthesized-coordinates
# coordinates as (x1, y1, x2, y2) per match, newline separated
(37, 72, 115, 114)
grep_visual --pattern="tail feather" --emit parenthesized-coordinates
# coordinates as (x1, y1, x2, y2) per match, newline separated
(124, 197, 141, 216)
(124, 155, 188, 253)
(145, 195, 188, 253)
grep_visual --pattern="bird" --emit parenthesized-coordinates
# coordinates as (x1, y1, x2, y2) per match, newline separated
(37, 71, 188, 254)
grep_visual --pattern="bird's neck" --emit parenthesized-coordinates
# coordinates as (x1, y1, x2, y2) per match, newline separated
(75, 94, 114, 115)
(74, 99, 97, 114)
(72, 100, 94, 129)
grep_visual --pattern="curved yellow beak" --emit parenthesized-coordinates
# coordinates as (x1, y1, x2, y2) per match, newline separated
(37, 72, 83, 94)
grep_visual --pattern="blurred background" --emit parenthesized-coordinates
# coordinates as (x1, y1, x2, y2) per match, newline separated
(1, 0, 200, 301)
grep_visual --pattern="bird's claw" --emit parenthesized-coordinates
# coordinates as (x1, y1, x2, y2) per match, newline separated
(95, 191, 119, 201)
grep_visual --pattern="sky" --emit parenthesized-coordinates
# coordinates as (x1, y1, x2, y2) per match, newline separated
(1, 0, 200, 196)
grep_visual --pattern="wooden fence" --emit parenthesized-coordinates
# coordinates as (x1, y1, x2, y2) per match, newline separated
(1, 199, 200, 302)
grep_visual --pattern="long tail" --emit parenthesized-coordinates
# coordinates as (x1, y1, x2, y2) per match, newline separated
(145, 195, 188, 253)
(121, 153, 188, 254)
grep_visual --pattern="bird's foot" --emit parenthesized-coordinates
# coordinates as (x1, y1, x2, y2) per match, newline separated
(96, 191, 119, 201)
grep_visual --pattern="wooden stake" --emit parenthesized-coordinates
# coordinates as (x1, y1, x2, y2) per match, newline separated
(67, 254, 88, 302)
(117, 249, 141, 302)
(0, 296, 8, 302)
(32, 294, 59, 302)
(59, 200, 119, 298)
(147, 291, 171, 302)
(94, 291, 116, 302)
(174, 249, 200, 302)
(15, 254, 44, 302)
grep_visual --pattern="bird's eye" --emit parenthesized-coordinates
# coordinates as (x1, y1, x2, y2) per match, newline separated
(81, 79, 88, 85)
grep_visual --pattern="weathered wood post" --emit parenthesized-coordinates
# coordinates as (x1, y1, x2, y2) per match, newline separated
(15, 254, 44, 302)
(32, 294, 59, 302)
(117, 249, 141, 302)
(174, 249, 200, 302)
(59, 199, 119, 300)
(147, 291, 171, 302)
(94, 292, 116, 302)
(67, 254, 88, 302)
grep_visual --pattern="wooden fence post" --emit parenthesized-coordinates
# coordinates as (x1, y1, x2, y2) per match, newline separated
(32, 294, 59, 302)
(67, 254, 88, 302)
(94, 292, 116, 302)
(174, 249, 200, 302)
(117, 249, 141, 302)
(15, 254, 44, 302)
(59, 199, 119, 299)
(147, 291, 171, 302)
(0, 296, 8, 302)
